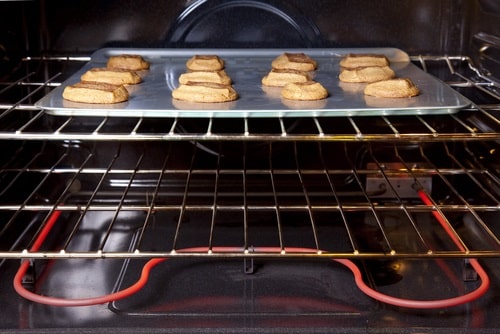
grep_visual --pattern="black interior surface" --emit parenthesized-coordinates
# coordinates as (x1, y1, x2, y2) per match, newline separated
(0, 0, 499, 333)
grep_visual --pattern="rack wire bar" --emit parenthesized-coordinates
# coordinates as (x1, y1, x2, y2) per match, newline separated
(1, 250, 500, 260)
(0, 56, 498, 142)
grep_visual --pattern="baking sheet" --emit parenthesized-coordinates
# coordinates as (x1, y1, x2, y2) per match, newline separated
(36, 48, 471, 117)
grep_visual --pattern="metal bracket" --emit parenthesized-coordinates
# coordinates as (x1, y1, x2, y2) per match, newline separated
(21, 260, 36, 291)
(244, 246, 255, 274)
(462, 259, 478, 282)
(365, 162, 432, 198)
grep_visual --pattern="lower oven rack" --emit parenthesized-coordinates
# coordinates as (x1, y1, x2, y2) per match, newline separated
(0, 139, 498, 260)
(0, 55, 498, 260)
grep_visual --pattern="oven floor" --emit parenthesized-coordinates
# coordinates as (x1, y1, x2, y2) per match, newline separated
(1, 256, 499, 333)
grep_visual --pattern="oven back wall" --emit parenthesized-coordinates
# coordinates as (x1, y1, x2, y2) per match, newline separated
(0, 0, 482, 56)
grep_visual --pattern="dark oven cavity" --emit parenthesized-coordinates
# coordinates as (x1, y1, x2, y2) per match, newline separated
(0, 1, 499, 333)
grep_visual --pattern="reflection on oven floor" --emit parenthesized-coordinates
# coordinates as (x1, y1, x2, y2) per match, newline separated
(2, 252, 498, 330)
(110, 258, 371, 316)
(18, 256, 500, 330)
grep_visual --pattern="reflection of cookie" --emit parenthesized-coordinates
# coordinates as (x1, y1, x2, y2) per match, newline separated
(186, 55, 225, 71)
(178, 70, 232, 85)
(338, 81, 366, 94)
(364, 78, 420, 98)
(281, 97, 327, 110)
(62, 82, 129, 104)
(81, 68, 142, 85)
(172, 82, 238, 103)
(364, 95, 416, 108)
(172, 98, 237, 110)
(271, 53, 317, 71)
(340, 54, 389, 69)
(107, 54, 150, 71)
(262, 69, 311, 87)
(339, 66, 395, 83)
(281, 81, 328, 101)
(261, 85, 282, 99)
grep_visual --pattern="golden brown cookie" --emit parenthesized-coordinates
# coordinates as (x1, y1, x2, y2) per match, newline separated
(178, 70, 232, 85)
(339, 53, 389, 69)
(186, 55, 225, 71)
(364, 78, 420, 98)
(339, 66, 395, 83)
(281, 81, 328, 101)
(62, 82, 129, 104)
(172, 82, 238, 103)
(106, 54, 150, 71)
(271, 53, 317, 71)
(261, 68, 311, 87)
(81, 67, 142, 85)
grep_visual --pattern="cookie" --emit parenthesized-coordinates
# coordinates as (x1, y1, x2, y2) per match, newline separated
(281, 81, 328, 101)
(340, 53, 389, 69)
(339, 65, 395, 83)
(81, 67, 142, 85)
(172, 82, 238, 103)
(106, 54, 150, 71)
(261, 68, 311, 87)
(186, 55, 225, 71)
(271, 53, 317, 72)
(178, 70, 232, 85)
(364, 78, 420, 98)
(62, 82, 129, 104)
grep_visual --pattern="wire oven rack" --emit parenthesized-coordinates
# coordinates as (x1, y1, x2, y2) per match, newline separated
(0, 55, 498, 260)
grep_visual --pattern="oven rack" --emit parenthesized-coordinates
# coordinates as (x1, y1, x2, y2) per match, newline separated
(0, 55, 498, 142)
(0, 54, 498, 260)
(0, 139, 498, 260)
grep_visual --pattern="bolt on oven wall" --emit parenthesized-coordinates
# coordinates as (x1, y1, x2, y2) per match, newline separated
(0, 0, 499, 333)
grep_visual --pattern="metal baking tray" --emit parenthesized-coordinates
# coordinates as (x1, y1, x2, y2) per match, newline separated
(36, 48, 471, 117)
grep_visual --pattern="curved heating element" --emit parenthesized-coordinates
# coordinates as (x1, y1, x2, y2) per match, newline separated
(13, 195, 490, 309)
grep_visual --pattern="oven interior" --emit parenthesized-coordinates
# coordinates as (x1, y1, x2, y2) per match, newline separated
(0, 0, 499, 332)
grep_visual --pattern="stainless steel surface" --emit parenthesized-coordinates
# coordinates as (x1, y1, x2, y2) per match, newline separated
(35, 48, 471, 118)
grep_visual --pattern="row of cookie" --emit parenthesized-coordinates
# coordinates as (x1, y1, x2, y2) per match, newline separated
(62, 52, 417, 104)
(262, 53, 328, 101)
(339, 53, 420, 98)
(62, 55, 150, 104)
(172, 55, 239, 103)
